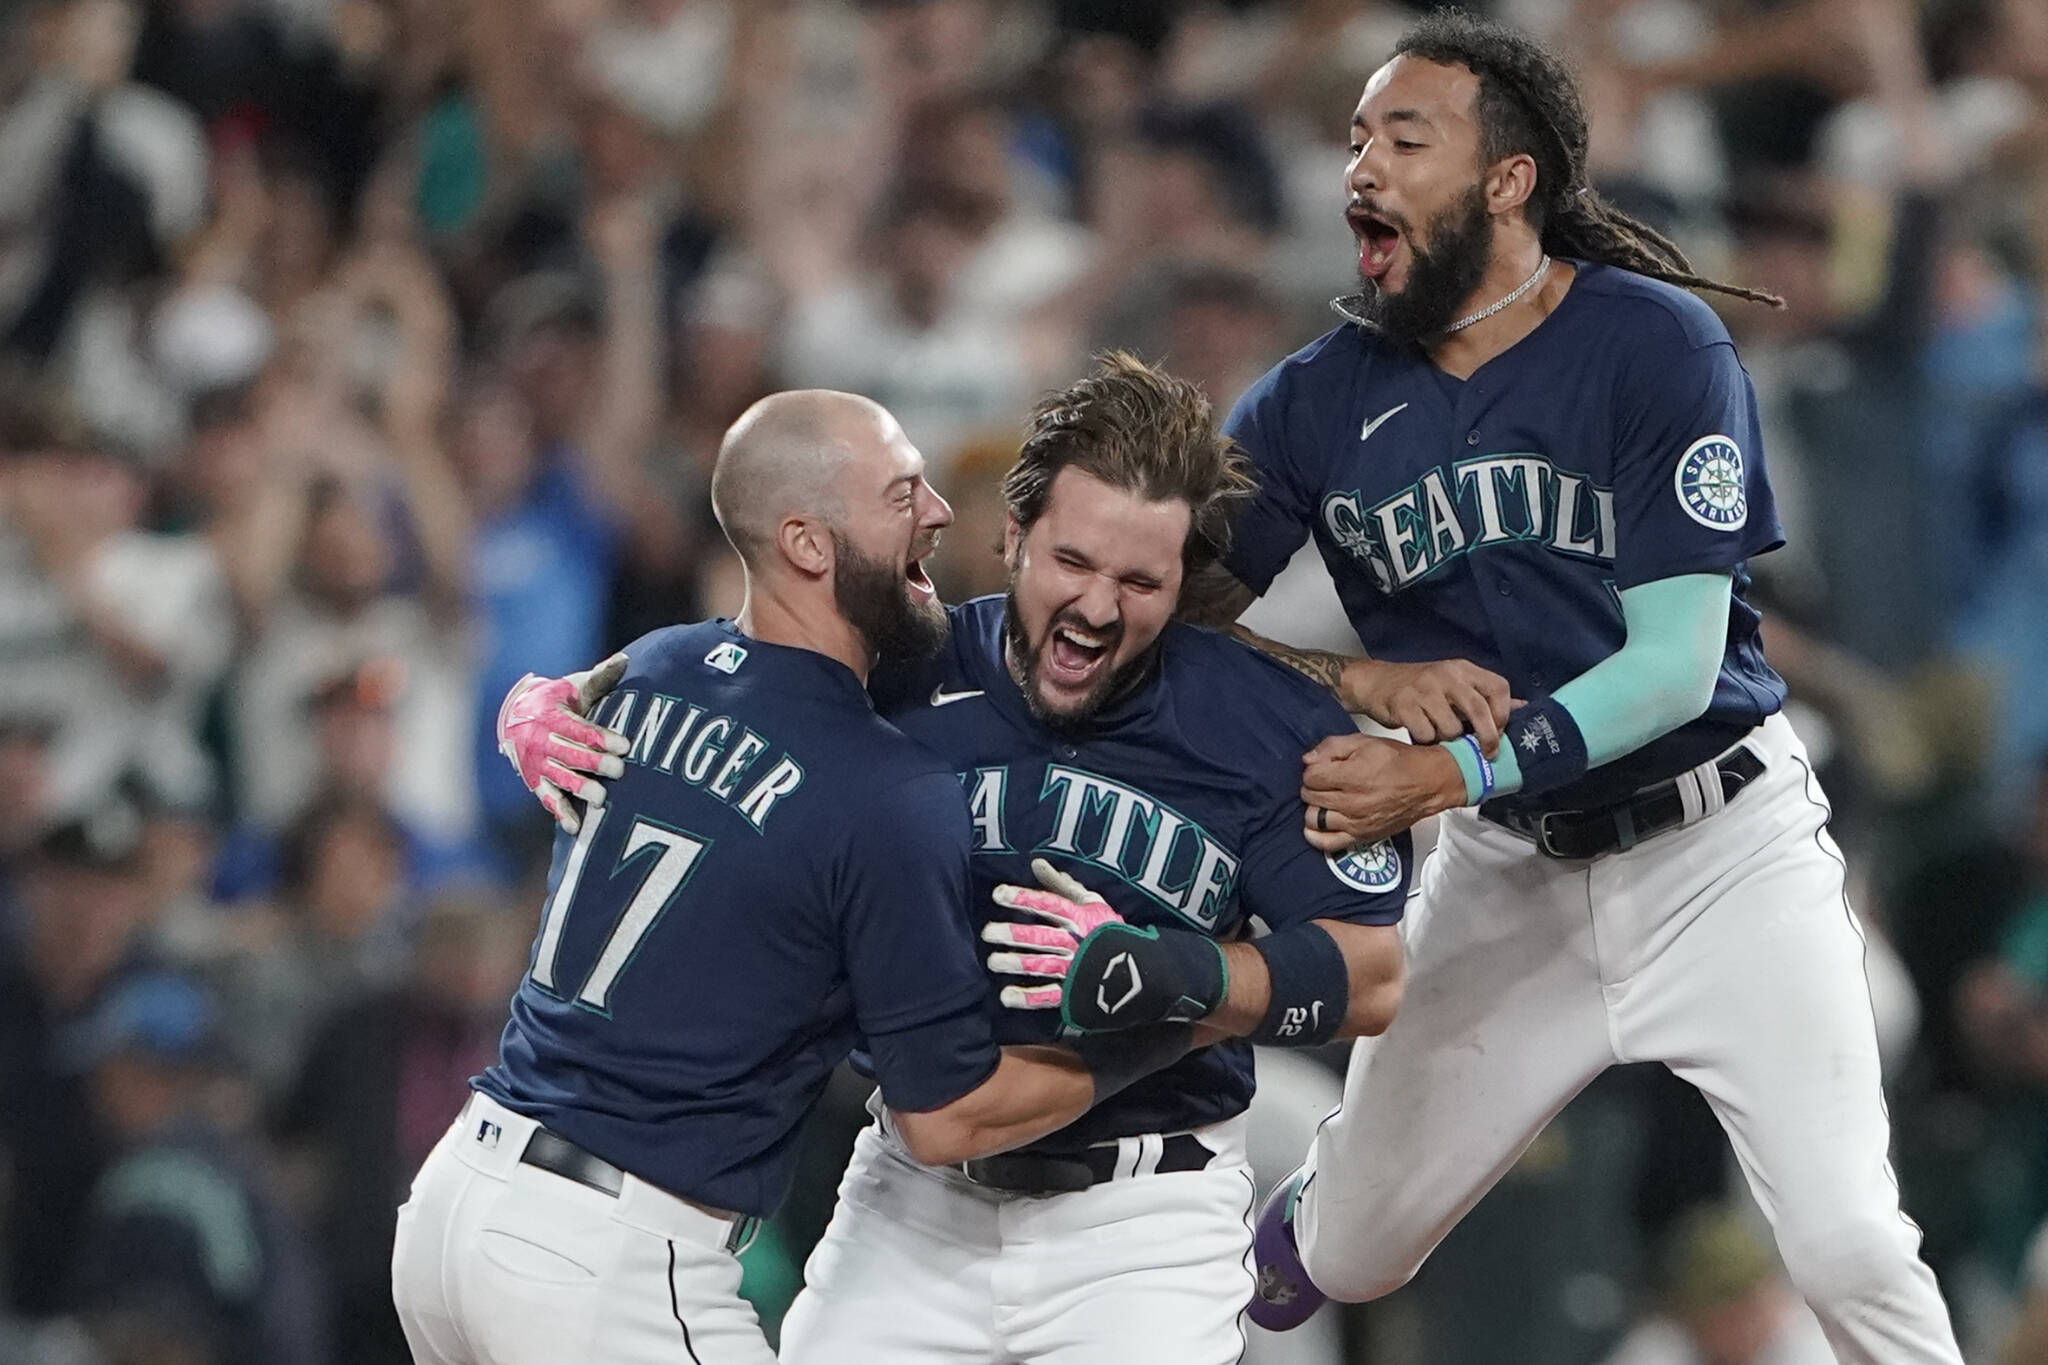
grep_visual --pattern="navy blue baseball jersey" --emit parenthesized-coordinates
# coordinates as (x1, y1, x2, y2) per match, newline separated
(475, 621, 999, 1216)
(1225, 263, 1789, 812)
(872, 596, 1411, 1150)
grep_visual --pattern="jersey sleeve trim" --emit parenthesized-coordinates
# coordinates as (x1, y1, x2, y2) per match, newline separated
(1307, 888, 1408, 927)
(1611, 543, 1784, 591)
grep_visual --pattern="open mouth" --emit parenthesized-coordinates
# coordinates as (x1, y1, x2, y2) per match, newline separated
(905, 535, 939, 597)
(1348, 206, 1403, 281)
(1043, 622, 1112, 691)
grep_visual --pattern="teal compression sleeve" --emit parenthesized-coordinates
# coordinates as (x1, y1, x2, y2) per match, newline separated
(1450, 572, 1733, 802)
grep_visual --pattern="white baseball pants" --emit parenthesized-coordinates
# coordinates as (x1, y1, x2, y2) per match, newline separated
(1295, 713, 1963, 1364)
(392, 1092, 774, 1365)
(780, 1115, 1259, 1364)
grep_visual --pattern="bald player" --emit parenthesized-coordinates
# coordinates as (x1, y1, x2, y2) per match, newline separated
(391, 391, 1189, 1365)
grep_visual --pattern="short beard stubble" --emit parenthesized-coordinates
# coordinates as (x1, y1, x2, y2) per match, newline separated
(1001, 577, 1161, 737)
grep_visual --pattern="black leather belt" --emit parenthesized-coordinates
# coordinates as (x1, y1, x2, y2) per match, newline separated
(962, 1133, 1214, 1196)
(516, 1123, 759, 1254)
(521, 1126, 625, 1197)
(1480, 745, 1766, 860)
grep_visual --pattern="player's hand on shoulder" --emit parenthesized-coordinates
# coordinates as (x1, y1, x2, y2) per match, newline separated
(1300, 732, 1465, 850)
(497, 653, 632, 835)
(1345, 657, 1513, 750)
(983, 858, 1125, 1010)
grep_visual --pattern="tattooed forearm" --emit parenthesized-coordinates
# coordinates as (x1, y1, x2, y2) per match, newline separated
(1176, 561, 1258, 628)
(1177, 560, 1359, 702)
(1176, 561, 1358, 701)
(1228, 625, 1354, 702)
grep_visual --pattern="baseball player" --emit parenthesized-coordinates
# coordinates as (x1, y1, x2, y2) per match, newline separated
(390, 390, 1190, 1365)
(506, 355, 1413, 1363)
(1128, 11, 1955, 1363)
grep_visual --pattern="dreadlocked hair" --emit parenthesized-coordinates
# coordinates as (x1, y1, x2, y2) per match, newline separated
(1393, 9, 1783, 308)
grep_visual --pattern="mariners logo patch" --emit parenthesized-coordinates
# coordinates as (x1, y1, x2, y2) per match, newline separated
(1674, 435, 1747, 531)
(1326, 840, 1402, 894)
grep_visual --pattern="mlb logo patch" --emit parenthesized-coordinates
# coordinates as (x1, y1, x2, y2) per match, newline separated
(1326, 840, 1402, 893)
(475, 1119, 502, 1150)
(705, 642, 749, 674)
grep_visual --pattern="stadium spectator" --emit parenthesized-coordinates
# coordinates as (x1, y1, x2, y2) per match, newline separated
(460, 200, 676, 868)
(1951, 383, 2048, 806)
(2006, 1217, 2048, 1364)
(278, 893, 528, 1365)
(1601, 1207, 1833, 1365)
(0, 393, 230, 820)
(1953, 759, 2048, 1286)
(212, 791, 410, 1100)
(0, 804, 161, 1317)
(211, 658, 500, 907)
(774, 175, 1039, 470)
(63, 972, 327, 1365)
(224, 238, 475, 842)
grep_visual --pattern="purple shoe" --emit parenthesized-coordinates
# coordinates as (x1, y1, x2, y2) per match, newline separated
(1247, 1168, 1327, 1331)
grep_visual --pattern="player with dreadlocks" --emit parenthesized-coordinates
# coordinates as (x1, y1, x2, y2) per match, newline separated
(1330, 8, 1780, 347)
(1379, 20, 1782, 311)
(1013, 9, 1964, 1362)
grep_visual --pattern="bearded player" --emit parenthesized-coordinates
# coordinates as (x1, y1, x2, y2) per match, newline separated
(394, 391, 1200, 1365)
(1050, 11, 1956, 1362)
(497, 356, 1412, 1362)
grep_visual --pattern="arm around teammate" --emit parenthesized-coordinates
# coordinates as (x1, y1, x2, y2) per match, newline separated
(839, 768, 1194, 1166)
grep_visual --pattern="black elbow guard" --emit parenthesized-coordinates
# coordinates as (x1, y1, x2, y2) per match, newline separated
(1072, 1024, 1197, 1103)
(1247, 924, 1351, 1047)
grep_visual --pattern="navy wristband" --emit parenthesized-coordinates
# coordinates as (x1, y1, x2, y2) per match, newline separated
(1248, 924, 1350, 1047)
(1502, 695, 1589, 797)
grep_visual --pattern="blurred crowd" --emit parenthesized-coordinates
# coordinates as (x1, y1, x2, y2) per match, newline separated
(0, 0, 2044, 1362)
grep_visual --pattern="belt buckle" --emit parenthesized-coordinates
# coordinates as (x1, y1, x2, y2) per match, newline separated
(1534, 811, 1574, 859)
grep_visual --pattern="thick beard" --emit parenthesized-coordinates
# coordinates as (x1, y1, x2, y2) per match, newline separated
(1001, 582, 1158, 737)
(833, 533, 949, 664)
(1355, 184, 1495, 344)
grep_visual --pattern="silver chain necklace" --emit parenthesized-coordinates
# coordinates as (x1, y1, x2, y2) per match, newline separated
(1441, 255, 1550, 334)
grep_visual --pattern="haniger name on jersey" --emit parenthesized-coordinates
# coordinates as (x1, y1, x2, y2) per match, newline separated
(592, 687, 806, 833)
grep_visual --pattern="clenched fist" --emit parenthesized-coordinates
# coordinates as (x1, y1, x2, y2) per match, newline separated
(1344, 657, 1514, 749)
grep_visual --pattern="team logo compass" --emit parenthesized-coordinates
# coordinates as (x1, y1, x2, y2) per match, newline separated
(1674, 435, 1747, 531)
(1326, 839, 1403, 893)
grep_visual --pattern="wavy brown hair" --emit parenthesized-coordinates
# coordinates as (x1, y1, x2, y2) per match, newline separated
(1002, 352, 1258, 573)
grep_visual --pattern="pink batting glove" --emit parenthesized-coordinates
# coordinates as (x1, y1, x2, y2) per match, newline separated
(982, 858, 1125, 1009)
(497, 653, 631, 835)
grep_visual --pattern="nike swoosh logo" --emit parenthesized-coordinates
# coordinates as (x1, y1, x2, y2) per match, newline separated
(930, 685, 986, 707)
(1359, 403, 1408, 442)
